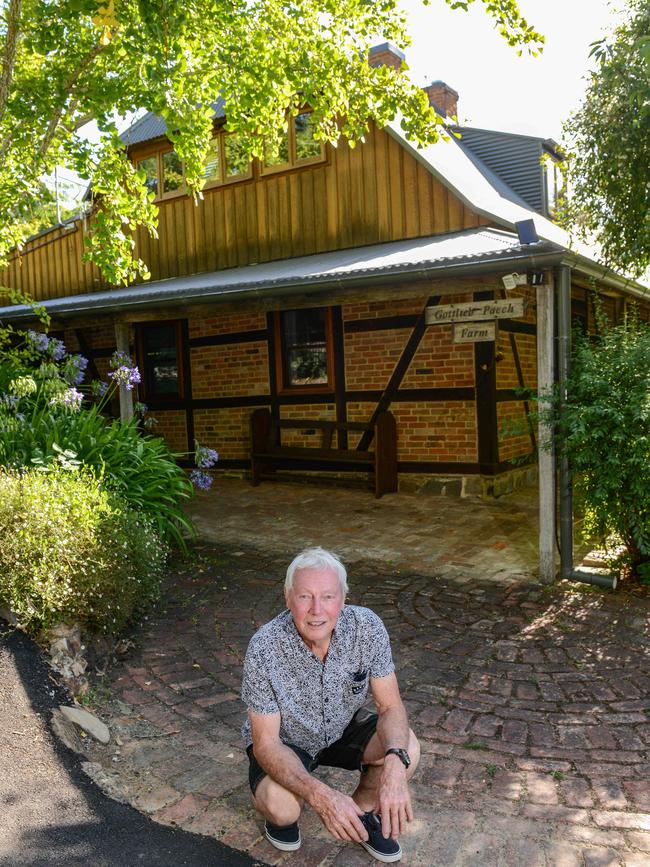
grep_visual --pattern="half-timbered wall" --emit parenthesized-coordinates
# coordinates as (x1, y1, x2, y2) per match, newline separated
(1, 124, 487, 303)
(61, 276, 544, 495)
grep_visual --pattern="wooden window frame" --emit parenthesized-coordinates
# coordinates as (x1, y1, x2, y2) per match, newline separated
(274, 307, 335, 395)
(201, 130, 253, 190)
(135, 319, 185, 402)
(260, 111, 325, 177)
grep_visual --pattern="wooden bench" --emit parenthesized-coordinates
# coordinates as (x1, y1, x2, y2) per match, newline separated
(250, 408, 397, 498)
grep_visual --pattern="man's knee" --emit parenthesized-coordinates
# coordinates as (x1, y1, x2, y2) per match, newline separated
(253, 776, 304, 825)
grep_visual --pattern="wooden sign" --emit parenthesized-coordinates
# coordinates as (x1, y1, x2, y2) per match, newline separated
(425, 297, 525, 325)
(453, 322, 496, 343)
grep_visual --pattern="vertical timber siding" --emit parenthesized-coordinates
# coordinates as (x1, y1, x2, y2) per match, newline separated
(1, 125, 487, 302)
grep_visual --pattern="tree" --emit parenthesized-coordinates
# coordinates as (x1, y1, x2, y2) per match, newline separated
(554, 313, 650, 583)
(0, 0, 542, 286)
(562, 0, 650, 279)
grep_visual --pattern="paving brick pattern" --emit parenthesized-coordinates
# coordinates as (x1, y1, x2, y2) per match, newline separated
(87, 541, 650, 867)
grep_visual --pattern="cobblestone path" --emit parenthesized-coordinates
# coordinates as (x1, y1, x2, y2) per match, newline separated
(82, 546, 650, 867)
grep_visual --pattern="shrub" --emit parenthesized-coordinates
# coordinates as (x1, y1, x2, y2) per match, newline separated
(554, 316, 650, 580)
(0, 384, 196, 550)
(0, 467, 169, 636)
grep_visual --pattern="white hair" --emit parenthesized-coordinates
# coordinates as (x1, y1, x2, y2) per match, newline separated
(285, 547, 348, 595)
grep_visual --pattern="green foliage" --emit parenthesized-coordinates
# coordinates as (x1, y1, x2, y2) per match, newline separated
(0, 398, 195, 550)
(0, 328, 195, 549)
(0, 0, 543, 285)
(554, 314, 650, 579)
(562, 1, 650, 277)
(0, 467, 168, 636)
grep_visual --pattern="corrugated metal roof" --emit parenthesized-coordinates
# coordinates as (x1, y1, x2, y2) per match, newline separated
(120, 99, 226, 146)
(0, 228, 559, 321)
(457, 128, 545, 214)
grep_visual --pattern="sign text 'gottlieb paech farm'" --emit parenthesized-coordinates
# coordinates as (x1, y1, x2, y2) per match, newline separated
(425, 298, 525, 326)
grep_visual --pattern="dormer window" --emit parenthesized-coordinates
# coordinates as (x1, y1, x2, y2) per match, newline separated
(262, 112, 324, 174)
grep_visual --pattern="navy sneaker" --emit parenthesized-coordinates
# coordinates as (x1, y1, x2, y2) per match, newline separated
(264, 820, 302, 851)
(359, 811, 402, 863)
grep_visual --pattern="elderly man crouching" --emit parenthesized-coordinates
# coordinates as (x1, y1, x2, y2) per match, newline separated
(241, 547, 420, 863)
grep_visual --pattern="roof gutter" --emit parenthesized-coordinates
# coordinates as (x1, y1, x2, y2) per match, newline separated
(562, 251, 649, 300)
(0, 248, 563, 323)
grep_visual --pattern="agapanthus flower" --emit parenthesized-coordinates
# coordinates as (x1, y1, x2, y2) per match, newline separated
(50, 387, 83, 411)
(134, 401, 148, 418)
(62, 354, 89, 386)
(190, 469, 213, 491)
(108, 351, 141, 391)
(91, 380, 108, 398)
(26, 330, 50, 353)
(48, 338, 66, 362)
(0, 393, 18, 411)
(8, 376, 37, 398)
(108, 364, 141, 390)
(195, 441, 219, 468)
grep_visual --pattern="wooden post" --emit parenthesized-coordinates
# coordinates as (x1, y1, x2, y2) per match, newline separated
(536, 275, 556, 583)
(114, 322, 134, 423)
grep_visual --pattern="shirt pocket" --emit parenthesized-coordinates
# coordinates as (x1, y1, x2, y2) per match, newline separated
(349, 669, 368, 695)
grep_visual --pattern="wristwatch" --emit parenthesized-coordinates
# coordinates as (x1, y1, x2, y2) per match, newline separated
(384, 748, 411, 768)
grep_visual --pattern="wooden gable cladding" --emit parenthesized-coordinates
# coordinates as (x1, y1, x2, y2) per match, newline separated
(1, 124, 487, 302)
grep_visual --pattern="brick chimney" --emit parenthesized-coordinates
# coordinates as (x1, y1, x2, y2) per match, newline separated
(423, 81, 459, 119)
(368, 42, 405, 70)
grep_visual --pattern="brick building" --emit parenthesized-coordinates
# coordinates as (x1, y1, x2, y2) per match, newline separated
(1, 45, 648, 519)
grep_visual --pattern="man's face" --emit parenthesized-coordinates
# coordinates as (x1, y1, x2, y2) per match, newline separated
(285, 566, 345, 649)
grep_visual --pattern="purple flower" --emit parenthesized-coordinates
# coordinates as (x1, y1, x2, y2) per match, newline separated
(108, 365, 141, 390)
(91, 380, 108, 398)
(0, 393, 18, 411)
(63, 354, 89, 385)
(195, 442, 219, 468)
(190, 469, 213, 491)
(108, 351, 141, 391)
(26, 330, 50, 353)
(48, 338, 66, 361)
(50, 387, 83, 411)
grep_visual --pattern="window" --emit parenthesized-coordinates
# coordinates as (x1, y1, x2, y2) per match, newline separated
(162, 150, 183, 194)
(137, 149, 184, 199)
(276, 307, 333, 391)
(262, 112, 325, 174)
(137, 155, 159, 196)
(199, 132, 253, 187)
(136, 321, 184, 399)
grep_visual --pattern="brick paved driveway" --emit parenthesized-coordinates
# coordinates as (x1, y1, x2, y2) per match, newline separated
(82, 543, 650, 867)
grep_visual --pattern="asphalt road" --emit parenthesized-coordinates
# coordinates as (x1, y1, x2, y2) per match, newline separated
(0, 623, 266, 867)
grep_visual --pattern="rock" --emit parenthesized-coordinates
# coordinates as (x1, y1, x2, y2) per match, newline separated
(0, 606, 18, 626)
(46, 622, 82, 654)
(51, 708, 87, 755)
(59, 705, 110, 744)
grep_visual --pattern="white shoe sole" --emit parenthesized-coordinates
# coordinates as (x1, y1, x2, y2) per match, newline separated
(360, 839, 402, 862)
(265, 828, 302, 851)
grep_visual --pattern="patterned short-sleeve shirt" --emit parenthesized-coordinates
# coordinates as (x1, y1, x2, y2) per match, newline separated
(241, 605, 395, 756)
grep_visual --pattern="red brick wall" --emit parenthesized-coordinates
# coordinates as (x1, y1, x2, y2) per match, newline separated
(498, 402, 534, 463)
(153, 410, 188, 454)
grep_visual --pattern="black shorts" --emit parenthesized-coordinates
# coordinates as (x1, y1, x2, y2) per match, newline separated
(247, 707, 378, 795)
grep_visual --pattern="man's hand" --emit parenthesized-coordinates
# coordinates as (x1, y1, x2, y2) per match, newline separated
(378, 755, 413, 839)
(309, 785, 368, 843)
